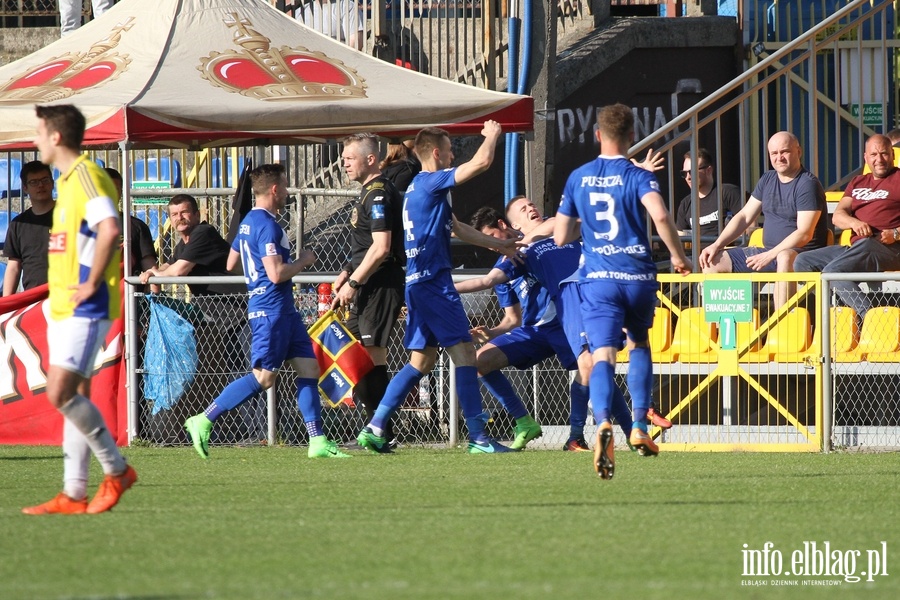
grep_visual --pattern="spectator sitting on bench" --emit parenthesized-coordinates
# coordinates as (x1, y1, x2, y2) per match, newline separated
(794, 134, 900, 321)
(699, 132, 828, 309)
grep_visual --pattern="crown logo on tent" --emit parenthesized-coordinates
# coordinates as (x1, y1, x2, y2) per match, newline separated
(199, 13, 366, 101)
(0, 19, 133, 104)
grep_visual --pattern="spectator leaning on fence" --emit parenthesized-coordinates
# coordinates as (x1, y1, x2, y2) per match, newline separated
(182, 164, 350, 460)
(793, 134, 900, 321)
(698, 131, 828, 309)
(22, 104, 136, 515)
(2, 161, 55, 296)
(139, 194, 236, 295)
(332, 132, 406, 447)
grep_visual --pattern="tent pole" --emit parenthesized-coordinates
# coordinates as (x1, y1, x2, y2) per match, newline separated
(120, 143, 139, 445)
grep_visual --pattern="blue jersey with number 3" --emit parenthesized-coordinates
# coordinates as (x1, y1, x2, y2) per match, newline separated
(231, 207, 295, 316)
(558, 155, 658, 283)
(402, 168, 456, 285)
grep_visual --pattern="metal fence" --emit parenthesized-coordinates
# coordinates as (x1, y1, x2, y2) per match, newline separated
(132, 276, 577, 451)
(131, 270, 900, 453)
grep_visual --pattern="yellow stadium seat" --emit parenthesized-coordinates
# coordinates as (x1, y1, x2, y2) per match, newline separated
(736, 308, 762, 353)
(617, 307, 673, 363)
(657, 307, 718, 363)
(825, 190, 844, 204)
(838, 229, 852, 246)
(745, 308, 812, 363)
(860, 307, 900, 362)
(748, 228, 764, 248)
(830, 306, 859, 360)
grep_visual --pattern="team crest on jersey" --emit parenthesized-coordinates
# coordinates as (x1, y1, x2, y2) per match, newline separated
(265, 242, 278, 256)
(48, 232, 66, 252)
(371, 202, 385, 220)
(349, 206, 358, 228)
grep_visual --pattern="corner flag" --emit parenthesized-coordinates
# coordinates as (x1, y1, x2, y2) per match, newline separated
(308, 310, 374, 408)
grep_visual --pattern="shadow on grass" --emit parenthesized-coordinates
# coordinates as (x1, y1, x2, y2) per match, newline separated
(0, 456, 57, 461)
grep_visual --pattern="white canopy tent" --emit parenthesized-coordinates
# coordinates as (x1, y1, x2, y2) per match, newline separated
(0, 0, 533, 442)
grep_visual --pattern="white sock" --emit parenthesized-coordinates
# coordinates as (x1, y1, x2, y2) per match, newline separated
(58, 395, 126, 476)
(62, 417, 90, 501)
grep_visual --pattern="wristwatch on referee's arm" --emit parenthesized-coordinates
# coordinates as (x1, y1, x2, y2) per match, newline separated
(894, 228, 899, 242)
(348, 278, 361, 289)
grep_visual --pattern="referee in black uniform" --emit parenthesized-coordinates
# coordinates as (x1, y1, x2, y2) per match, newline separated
(333, 133, 406, 445)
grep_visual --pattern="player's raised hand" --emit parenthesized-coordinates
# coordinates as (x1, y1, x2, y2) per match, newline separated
(632, 148, 665, 173)
(481, 120, 502, 139)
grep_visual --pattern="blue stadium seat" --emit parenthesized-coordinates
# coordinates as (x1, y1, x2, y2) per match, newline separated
(134, 208, 167, 242)
(51, 158, 105, 199)
(133, 157, 182, 187)
(0, 158, 23, 199)
(211, 156, 246, 188)
(0, 211, 20, 250)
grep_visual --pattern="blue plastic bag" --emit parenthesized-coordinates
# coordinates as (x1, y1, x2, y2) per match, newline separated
(144, 296, 199, 415)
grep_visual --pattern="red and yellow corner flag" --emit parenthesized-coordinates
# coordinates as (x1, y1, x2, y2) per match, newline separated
(308, 310, 374, 408)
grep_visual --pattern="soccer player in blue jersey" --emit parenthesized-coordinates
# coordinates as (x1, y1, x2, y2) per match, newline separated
(461, 201, 646, 452)
(184, 164, 349, 459)
(554, 104, 690, 480)
(355, 121, 523, 454)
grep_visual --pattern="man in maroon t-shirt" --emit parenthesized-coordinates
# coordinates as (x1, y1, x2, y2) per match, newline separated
(794, 134, 900, 318)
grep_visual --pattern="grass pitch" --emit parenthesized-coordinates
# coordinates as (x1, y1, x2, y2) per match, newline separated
(1, 445, 898, 599)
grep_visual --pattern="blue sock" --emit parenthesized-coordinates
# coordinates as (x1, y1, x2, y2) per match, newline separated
(569, 381, 589, 439)
(205, 374, 263, 422)
(371, 364, 423, 431)
(611, 386, 633, 438)
(589, 361, 615, 423)
(295, 378, 323, 437)
(628, 347, 652, 430)
(480, 371, 527, 419)
(455, 365, 482, 420)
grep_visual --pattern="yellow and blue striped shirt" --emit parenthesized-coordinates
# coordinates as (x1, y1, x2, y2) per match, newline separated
(48, 154, 121, 321)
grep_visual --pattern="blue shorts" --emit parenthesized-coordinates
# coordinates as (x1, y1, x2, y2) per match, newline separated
(725, 247, 777, 274)
(558, 282, 588, 357)
(404, 273, 472, 350)
(249, 312, 315, 371)
(580, 280, 657, 351)
(491, 319, 577, 371)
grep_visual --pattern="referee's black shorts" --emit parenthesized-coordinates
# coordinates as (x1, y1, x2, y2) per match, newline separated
(346, 263, 405, 348)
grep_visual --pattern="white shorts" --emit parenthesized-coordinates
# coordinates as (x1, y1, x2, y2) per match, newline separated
(47, 317, 112, 377)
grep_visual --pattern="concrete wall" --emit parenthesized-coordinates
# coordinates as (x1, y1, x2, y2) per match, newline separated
(0, 27, 57, 66)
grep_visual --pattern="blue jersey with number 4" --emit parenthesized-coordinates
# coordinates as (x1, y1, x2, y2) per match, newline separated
(558, 155, 658, 283)
(231, 207, 295, 316)
(403, 168, 457, 285)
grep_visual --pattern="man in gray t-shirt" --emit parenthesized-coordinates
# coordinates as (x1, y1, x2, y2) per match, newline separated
(698, 131, 827, 309)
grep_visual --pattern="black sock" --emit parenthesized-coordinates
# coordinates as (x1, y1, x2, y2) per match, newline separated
(354, 366, 393, 440)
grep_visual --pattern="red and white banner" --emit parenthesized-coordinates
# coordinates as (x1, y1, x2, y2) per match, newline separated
(0, 284, 126, 445)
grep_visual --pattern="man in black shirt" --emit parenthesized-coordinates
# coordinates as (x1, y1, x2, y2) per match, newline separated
(675, 148, 743, 244)
(2, 160, 55, 295)
(333, 133, 405, 445)
(139, 194, 239, 295)
(105, 168, 158, 285)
